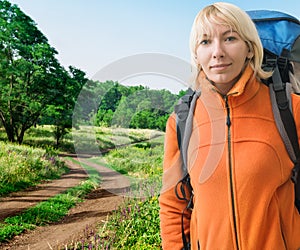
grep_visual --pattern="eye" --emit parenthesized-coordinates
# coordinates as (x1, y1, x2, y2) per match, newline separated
(225, 36, 237, 42)
(199, 39, 209, 45)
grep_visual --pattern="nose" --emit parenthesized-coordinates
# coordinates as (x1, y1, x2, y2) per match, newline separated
(212, 41, 225, 59)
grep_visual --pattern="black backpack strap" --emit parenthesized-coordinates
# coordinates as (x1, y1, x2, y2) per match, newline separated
(174, 88, 201, 249)
(175, 88, 196, 156)
(175, 88, 201, 175)
(175, 173, 193, 250)
(270, 65, 300, 212)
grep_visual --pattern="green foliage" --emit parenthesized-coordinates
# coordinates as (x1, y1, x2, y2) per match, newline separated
(4, 194, 79, 226)
(101, 136, 164, 248)
(0, 223, 34, 242)
(51, 128, 165, 250)
(0, 125, 165, 247)
(178, 89, 189, 98)
(18, 125, 75, 153)
(68, 135, 164, 249)
(0, 141, 66, 196)
(130, 109, 169, 131)
(40, 66, 88, 147)
(97, 108, 114, 127)
(94, 81, 131, 127)
(99, 82, 130, 112)
(1, 0, 181, 142)
(0, 1, 88, 144)
(99, 196, 161, 249)
(73, 80, 116, 126)
(110, 87, 178, 130)
(0, 158, 100, 243)
(72, 126, 164, 154)
(103, 139, 163, 179)
(75, 80, 180, 131)
(0, 0, 62, 143)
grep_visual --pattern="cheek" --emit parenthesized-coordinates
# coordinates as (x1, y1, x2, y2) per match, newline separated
(237, 46, 249, 62)
(196, 49, 209, 67)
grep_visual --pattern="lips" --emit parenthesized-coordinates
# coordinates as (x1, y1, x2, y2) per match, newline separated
(210, 63, 232, 69)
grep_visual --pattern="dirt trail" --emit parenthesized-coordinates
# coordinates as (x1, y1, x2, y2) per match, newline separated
(0, 158, 87, 222)
(0, 156, 130, 250)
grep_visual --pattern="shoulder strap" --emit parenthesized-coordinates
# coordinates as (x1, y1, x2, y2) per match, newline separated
(174, 88, 200, 250)
(174, 88, 201, 176)
(269, 65, 300, 212)
(175, 88, 195, 152)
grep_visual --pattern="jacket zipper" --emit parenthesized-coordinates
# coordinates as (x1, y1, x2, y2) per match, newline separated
(225, 96, 240, 250)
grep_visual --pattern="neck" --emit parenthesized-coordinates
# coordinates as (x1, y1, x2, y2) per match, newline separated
(204, 61, 249, 95)
(207, 72, 242, 95)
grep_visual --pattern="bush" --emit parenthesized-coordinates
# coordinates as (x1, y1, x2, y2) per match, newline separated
(101, 196, 161, 249)
(0, 142, 67, 196)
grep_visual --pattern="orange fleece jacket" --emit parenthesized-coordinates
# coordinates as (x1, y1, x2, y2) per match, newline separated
(159, 66, 300, 250)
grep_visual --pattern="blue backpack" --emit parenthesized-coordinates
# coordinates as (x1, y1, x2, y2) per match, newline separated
(175, 10, 300, 250)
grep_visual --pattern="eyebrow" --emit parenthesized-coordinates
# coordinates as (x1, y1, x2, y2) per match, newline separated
(223, 29, 237, 36)
(202, 29, 238, 37)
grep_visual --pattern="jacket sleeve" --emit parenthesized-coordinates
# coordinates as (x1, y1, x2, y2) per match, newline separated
(285, 94, 300, 249)
(159, 113, 192, 250)
(293, 93, 300, 151)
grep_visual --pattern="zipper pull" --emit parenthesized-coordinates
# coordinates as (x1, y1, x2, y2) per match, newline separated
(224, 96, 231, 127)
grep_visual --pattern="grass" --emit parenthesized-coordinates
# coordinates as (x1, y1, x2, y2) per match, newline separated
(0, 157, 101, 243)
(0, 125, 164, 154)
(0, 125, 165, 248)
(69, 195, 161, 250)
(92, 135, 163, 178)
(100, 196, 161, 250)
(64, 135, 164, 249)
(0, 142, 67, 197)
(72, 126, 164, 154)
(100, 140, 163, 249)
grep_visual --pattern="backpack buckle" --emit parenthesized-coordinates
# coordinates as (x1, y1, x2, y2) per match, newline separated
(264, 57, 277, 71)
(277, 55, 288, 72)
(277, 49, 292, 83)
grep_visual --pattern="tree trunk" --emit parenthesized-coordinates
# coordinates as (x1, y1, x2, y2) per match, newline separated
(4, 124, 15, 142)
(17, 127, 25, 144)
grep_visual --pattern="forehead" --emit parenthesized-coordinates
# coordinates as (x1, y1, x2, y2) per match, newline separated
(201, 23, 235, 37)
(196, 15, 237, 37)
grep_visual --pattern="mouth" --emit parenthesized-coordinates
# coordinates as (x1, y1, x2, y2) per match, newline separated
(210, 63, 232, 70)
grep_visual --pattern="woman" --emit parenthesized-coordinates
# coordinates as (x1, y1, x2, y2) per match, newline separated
(159, 2, 300, 249)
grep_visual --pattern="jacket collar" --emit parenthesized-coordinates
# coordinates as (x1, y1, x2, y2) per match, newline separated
(199, 65, 254, 96)
(199, 65, 260, 107)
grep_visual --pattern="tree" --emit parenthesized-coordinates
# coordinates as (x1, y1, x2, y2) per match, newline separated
(40, 66, 88, 147)
(95, 81, 132, 126)
(111, 86, 179, 130)
(0, 0, 67, 143)
(130, 109, 169, 131)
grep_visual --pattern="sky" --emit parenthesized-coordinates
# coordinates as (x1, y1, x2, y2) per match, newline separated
(8, 0, 300, 93)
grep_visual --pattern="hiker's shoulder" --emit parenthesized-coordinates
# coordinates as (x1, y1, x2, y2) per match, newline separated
(166, 112, 177, 131)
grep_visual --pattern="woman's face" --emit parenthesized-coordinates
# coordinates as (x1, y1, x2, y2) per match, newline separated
(196, 23, 252, 93)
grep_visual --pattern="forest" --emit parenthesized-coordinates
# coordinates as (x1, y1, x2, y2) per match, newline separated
(0, 0, 186, 248)
(0, 0, 185, 147)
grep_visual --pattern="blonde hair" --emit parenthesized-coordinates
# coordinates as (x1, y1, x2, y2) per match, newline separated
(189, 2, 272, 86)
